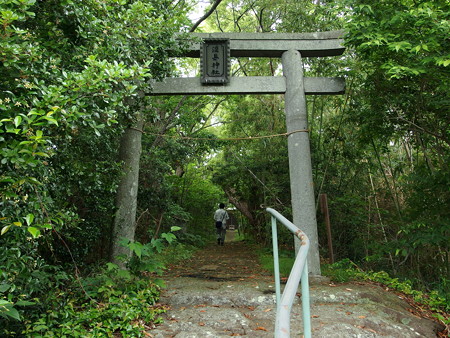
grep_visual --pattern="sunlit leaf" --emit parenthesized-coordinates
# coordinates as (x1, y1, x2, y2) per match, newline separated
(27, 226, 41, 238)
(1, 226, 11, 235)
(14, 116, 22, 127)
(25, 213, 34, 225)
(5, 307, 21, 321)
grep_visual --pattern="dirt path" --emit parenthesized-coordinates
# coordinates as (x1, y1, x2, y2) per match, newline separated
(148, 232, 443, 337)
(163, 235, 270, 282)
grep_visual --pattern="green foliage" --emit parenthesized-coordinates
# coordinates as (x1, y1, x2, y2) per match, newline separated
(336, 0, 450, 286)
(344, 1, 449, 79)
(22, 268, 165, 337)
(321, 258, 361, 283)
(1, 0, 187, 253)
(324, 194, 371, 262)
(341, 0, 449, 146)
(210, 94, 292, 244)
(134, 95, 225, 245)
(119, 226, 183, 276)
(171, 163, 225, 239)
(1, 0, 190, 240)
(0, 234, 69, 331)
(1, 225, 193, 336)
(1, 0, 191, 335)
(397, 164, 450, 277)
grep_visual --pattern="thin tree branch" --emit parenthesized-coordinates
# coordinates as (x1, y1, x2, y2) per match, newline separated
(189, 98, 226, 133)
(215, 7, 224, 32)
(394, 116, 449, 146)
(236, 59, 249, 76)
(189, 0, 223, 32)
(233, 3, 255, 32)
(231, 152, 284, 207)
(148, 96, 188, 149)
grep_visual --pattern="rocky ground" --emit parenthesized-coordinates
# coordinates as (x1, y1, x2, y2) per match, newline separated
(148, 231, 444, 337)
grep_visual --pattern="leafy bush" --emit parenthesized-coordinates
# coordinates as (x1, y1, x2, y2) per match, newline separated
(1, 224, 197, 336)
(321, 258, 360, 283)
(0, 230, 69, 334)
(23, 267, 165, 337)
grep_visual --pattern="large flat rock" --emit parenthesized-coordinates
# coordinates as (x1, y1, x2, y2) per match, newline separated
(149, 277, 442, 337)
(147, 239, 443, 337)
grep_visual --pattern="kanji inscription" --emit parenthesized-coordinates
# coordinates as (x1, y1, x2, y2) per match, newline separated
(201, 39, 230, 84)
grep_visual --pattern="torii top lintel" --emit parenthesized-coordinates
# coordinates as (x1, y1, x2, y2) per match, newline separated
(148, 30, 346, 96)
(175, 30, 345, 58)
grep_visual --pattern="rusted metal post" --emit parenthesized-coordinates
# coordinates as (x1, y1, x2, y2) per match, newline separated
(320, 193, 334, 264)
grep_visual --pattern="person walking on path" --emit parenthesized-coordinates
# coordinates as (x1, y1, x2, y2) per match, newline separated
(214, 203, 229, 246)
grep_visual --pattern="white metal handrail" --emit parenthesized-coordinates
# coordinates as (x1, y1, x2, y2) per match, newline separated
(266, 207, 311, 338)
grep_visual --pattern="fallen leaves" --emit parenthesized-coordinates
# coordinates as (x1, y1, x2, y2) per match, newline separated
(255, 326, 268, 331)
(354, 325, 378, 334)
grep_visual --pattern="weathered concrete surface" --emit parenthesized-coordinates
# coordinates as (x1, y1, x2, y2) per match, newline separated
(282, 49, 321, 276)
(176, 31, 345, 57)
(149, 279, 441, 337)
(147, 237, 443, 337)
(148, 77, 345, 96)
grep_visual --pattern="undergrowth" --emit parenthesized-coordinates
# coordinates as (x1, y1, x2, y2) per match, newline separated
(23, 272, 165, 337)
(1, 227, 197, 337)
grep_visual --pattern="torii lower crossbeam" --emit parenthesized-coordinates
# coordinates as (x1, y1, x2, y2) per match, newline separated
(148, 76, 344, 96)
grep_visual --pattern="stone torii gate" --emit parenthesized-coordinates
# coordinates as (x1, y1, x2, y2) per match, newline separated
(149, 31, 345, 276)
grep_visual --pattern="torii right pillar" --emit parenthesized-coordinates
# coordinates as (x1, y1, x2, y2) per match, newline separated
(282, 49, 321, 275)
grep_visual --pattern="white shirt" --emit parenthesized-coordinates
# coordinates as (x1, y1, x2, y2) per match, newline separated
(214, 209, 229, 224)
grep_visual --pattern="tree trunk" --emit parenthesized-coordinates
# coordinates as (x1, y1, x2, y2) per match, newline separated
(225, 189, 255, 224)
(111, 114, 144, 266)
